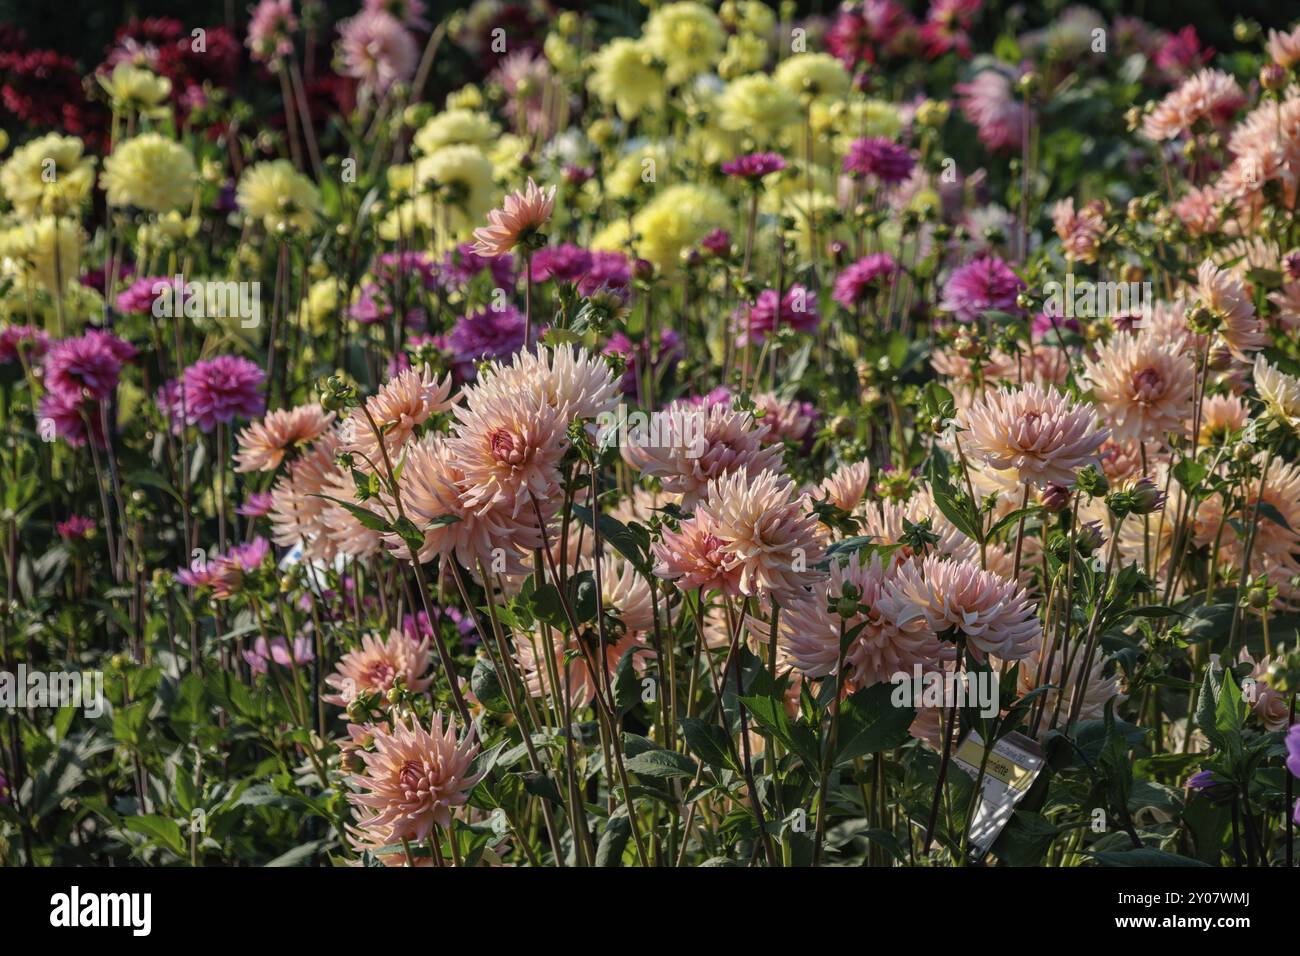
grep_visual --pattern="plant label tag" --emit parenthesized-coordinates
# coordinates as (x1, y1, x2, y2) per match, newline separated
(952, 730, 1045, 858)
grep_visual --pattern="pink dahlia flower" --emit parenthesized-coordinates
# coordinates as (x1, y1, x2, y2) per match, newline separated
(939, 255, 1024, 323)
(347, 714, 481, 843)
(889, 554, 1040, 662)
(180, 356, 266, 433)
(960, 382, 1108, 489)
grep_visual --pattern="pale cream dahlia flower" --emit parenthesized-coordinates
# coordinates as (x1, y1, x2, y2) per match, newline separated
(780, 552, 944, 691)
(889, 554, 1040, 662)
(960, 382, 1108, 489)
(1082, 334, 1195, 445)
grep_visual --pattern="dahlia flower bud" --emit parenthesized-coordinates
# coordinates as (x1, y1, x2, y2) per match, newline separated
(1261, 64, 1288, 92)
(1185, 304, 1218, 336)
(1040, 483, 1071, 512)
(915, 99, 949, 129)
(1075, 465, 1108, 497)
(1124, 476, 1166, 515)
(1076, 521, 1105, 553)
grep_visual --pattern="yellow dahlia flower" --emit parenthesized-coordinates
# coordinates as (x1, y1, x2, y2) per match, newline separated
(774, 52, 850, 103)
(719, 33, 770, 79)
(0, 133, 96, 217)
(97, 63, 172, 113)
(643, 2, 725, 86)
(19, 216, 83, 292)
(631, 184, 730, 275)
(413, 109, 500, 155)
(101, 133, 197, 213)
(415, 144, 497, 220)
(605, 143, 673, 201)
(236, 159, 323, 233)
(715, 73, 801, 140)
(588, 38, 666, 120)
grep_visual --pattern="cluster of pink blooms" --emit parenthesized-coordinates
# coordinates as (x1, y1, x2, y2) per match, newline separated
(36, 330, 136, 448)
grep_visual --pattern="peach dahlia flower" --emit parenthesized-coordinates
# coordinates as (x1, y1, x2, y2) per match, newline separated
(344, 365, 454, 467)
(653, 510, 745, 595)
(1196, 260, 1267, 361)
(697, 468, 827, 604)
(781, 552, 944, 691)
(235, 403, 334, 472)
(623, 402, 783, 509)
(1082, 334, 1194, 445)
(347, 714, 481, 843)
(960, 382, 1108, 489)
(889, 554, 1040, 662)
(818, 459, 872, 512)
(472, 177, 556, 257)
(1140, 68, 1244, 141)
(324, 628, 433, 707)
(382, 435, 541, 574)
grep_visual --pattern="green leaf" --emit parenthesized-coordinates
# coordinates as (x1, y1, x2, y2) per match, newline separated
(1172, 459, 1209, 493)
(625, 748, 698, 779)
(739, 692, 819, 768)
(571, 569, 598, 623)
(125, 815, 186, 857)
(595, 810, 631, 866)
(834, 683, 915, 766)
(611, 645, 642, 716)
(519, 770, 565, 804)
(679, 717, 737, 772)
(308, 494, 389, 533)
(571, 504, 650, 573)
(470, 657, 511, 714)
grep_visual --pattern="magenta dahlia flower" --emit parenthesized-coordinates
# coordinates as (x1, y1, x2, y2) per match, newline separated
(842, 137, 915, 184)
(180, 356, 266, 432)
(42, 330, 136, 401)
(735, 284, 820, 344)
(721, 152, 787, 180)
(833, 253, 897, 308)
(939, 255, 1024, 323)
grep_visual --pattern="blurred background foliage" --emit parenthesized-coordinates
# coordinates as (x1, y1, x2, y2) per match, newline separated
(0, 0, 1291, 69)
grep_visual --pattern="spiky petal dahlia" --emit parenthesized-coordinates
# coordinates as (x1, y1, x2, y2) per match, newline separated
(697, 468, 827, 604)
(472, 177, 556, 257)
(622, 402, 783, 509)
(1018, 645, 1125, 736)
(336, 10, 418, 95)
(383, 435, 541, 573)
(1140, 68, 1244, 141)
(344, 365, 454, 466)
(889, 554, 1040, 662)
(961, 382, 1108, 489)
(1082, 334, 1195, 445)
(1197, 260, 1267, 361)
(347, 714, 481, 843)
(235, 404, 334, 472)
(324, 629, 433, 707)
(653, 510, 744, 595)
(483, 344, 621, 424)
(818, 460, 872, 512)
(781, 552, 944, 691)
(1255, 354, 1300, 434)
(447, 367, 567, 517)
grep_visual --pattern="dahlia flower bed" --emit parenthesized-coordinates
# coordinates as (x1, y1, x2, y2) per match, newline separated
(1, 0, 1300, 873)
